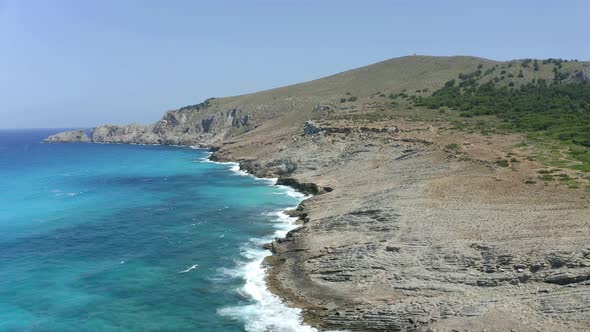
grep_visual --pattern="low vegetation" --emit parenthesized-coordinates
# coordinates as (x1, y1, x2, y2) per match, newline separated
(409, 60, 590, 188)
(415, 75, 590, 149)
(179, 97, 215, 111)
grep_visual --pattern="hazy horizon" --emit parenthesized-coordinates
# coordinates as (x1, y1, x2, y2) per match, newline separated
(2, 0, 589, 129)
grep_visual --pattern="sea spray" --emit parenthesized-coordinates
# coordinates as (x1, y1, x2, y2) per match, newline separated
(217, 209, 317, 332)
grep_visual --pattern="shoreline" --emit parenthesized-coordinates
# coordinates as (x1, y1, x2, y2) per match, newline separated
(44, 127, 590, 331)
(206, 150, 339, 331)
(204, 151, 320, 331)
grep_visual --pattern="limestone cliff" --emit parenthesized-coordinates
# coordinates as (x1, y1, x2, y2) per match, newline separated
(48, 107, 253, 146)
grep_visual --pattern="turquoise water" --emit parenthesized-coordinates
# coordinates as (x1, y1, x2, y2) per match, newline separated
(0, 129, 313, 332)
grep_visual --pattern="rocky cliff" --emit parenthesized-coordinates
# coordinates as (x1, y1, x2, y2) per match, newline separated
(48, 107, 253, 146)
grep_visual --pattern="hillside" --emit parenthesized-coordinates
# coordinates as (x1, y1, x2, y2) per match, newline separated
(46, 56, 590, 331)
(50, 55, 590, 151)
(48, 55, 590, 185)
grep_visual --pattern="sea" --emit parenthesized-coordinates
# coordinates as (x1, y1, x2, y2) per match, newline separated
(0, 129, 316, 332)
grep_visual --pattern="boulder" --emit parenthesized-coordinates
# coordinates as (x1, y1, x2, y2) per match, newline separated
(265, 159, 297, 175)
(304, 121, 321, 135)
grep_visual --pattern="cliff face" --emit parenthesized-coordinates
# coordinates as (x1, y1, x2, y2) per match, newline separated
(50, 108, 254, 146)
(149, 108, 252, 146)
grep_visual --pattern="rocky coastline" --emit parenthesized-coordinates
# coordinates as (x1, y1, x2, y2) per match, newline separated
(45, 56, 590, 331)
(209, 124, 590, 332)
(46, 117, 590, 332)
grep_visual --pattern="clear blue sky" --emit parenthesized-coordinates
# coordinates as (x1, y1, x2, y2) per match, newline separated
(1, 0, 588, 128)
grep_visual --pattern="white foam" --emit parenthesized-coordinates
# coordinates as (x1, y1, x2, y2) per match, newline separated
(194, 151, 215, 163)
(218, 256, 317, 331)
(197, 153, 277, 184)
(227, 162, 251, 177)
(198, 153, 322, 331)
(178, 264, 198, 274)
(276, 185, 309, 200)
(217, 206, 321, 332)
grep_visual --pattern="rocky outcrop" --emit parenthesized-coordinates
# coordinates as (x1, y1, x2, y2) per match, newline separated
(265, 159, 298, 176)
(304, 121, 321, 135)
(46, 107, 254, 146)
(571, 68, 590, 83)
(303, 120, 403, 136)
(92, 123, 154, 143)
(276, 178, 332, 195)
(44, 129, 90, 143)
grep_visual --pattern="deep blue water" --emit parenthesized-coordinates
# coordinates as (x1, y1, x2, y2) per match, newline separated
(0, 129, 312, 332)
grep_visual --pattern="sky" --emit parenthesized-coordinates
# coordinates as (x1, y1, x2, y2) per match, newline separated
(1, 0, 588, 128)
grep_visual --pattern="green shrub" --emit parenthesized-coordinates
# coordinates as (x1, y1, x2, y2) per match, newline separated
(495, 159, 510, 167)
(414, 79, 590, 149)
(522, 59, 532, 67)
(445, 143, 460, 150)
(179, 97, 215, 111)
(553, 67, 570, 82)
(459, 70, 482, 80)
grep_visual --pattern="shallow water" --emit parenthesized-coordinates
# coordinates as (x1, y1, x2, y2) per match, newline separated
(0, 129, 313, 331)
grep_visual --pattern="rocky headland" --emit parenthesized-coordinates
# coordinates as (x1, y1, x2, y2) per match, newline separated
(47, 56, 590, 331)
(44, 129, 91, 143)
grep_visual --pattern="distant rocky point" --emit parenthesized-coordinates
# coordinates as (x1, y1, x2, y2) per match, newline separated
(44, 130, 90, 143)
(46, 108, 252, 147)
